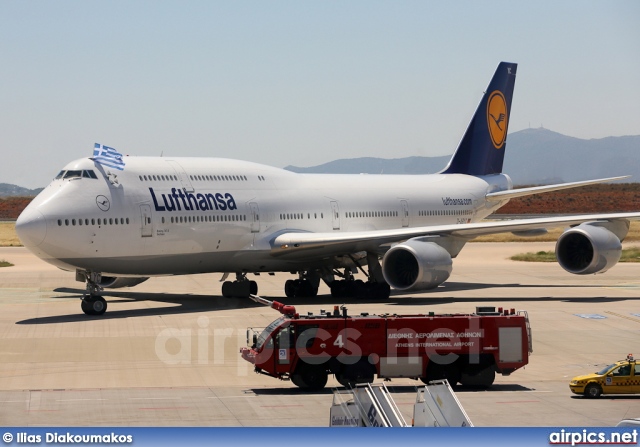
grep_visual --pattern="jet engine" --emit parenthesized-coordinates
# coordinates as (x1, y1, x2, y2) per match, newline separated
(99, 277, 149, 289)
(382, 239, 452, 291)
(556, 224, 622, 275)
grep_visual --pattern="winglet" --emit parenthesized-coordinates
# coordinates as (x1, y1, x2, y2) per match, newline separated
(441, 62, 517, 176)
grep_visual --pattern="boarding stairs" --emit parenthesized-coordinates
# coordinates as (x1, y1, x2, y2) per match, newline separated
(330, 380, 473, 428)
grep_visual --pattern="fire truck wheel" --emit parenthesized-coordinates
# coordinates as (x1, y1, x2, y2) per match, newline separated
(460, 366, 495, 388)
(296, 366, 328, 390)
(335, 373, 349, 388)
(337, 360, 375, 387)
(422, 363, 461, 386)
(291, 373, 307, 388)
(584, 383, 602, 398)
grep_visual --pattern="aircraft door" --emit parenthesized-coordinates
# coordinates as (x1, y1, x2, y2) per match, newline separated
(166, 160, 195, 193)
(249, 202, 260, 233)
(400, 200, 409, 227)
(330, 201, 340, 230)
(140, 204, 153, 237)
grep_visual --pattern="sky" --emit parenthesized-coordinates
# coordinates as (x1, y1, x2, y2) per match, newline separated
(1, 1, 639, 189)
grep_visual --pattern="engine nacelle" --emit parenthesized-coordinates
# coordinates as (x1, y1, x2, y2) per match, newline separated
(99, 277, 149, 289)
(382, 239, 452, 291)
(556, 224, 622, 275)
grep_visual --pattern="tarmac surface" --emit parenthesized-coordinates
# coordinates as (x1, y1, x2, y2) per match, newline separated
(1, 243, 640, 427)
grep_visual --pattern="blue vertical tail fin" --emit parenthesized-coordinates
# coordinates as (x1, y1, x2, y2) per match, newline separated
(441, 62, 517, 175)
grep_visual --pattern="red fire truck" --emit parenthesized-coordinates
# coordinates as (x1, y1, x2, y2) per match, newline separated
(240, 297, 532, 390)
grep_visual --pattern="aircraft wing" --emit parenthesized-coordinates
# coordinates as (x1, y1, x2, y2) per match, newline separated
(485, 176, 629, 202)
(270, 212, 640, 258)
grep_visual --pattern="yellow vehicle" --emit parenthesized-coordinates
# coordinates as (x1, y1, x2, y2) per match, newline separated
(570, 355, 640, 398)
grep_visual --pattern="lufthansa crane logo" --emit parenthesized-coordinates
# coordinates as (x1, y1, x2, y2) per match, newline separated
(487, 90, 508, 149)
(96, 195, 110, 212)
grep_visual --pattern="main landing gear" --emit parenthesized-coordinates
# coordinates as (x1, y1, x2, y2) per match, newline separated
(329, 277, 390, 300)
(285, 271, 320, 298)
(222, 273, 258, 298)
(329, 252, 391, 300)
(80, 272, 108, 316)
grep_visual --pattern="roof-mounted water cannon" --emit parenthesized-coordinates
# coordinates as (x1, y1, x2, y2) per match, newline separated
(249, 294, 297, 317)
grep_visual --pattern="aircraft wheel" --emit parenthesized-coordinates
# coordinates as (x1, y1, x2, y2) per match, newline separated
(375, 283, 391, 299)
(81, 297, 92, 315)
(249, 281, 258, 295)
(82, 296, 107, 316)
(330, 281, 345, 298)
(285, 280, 295, 298)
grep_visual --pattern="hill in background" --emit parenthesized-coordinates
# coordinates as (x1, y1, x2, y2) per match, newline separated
(0, 183, 43, 197)
(285, 128, 640, 185)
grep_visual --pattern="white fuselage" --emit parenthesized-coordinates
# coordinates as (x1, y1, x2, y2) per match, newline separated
(17, 156, 510, 276)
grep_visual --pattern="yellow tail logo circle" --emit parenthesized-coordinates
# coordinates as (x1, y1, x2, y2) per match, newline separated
(487, 91, 508, 149)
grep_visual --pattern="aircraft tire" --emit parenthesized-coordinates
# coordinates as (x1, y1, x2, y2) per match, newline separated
(285, 280, 295, 298)
(81, 298, 92, 315)
(82, 296, 107, 316)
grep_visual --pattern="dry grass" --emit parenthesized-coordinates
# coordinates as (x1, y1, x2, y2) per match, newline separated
(511, 247, 640, 263)
(0, 222, 21, 247)
(474, 221, 640, 242)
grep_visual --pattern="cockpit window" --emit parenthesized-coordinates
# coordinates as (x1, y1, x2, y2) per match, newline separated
(256, 316, 285, 350)
(57, 170, 98, 180)
(63, 170, 83, 179)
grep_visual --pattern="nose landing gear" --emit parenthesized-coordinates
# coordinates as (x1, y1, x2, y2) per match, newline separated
(80, 271, 108, 316)
(81, 295, 108, 315)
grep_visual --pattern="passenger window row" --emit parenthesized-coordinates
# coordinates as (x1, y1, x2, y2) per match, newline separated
(138, 174, 266, 182)
(418, 209, 473, 216)
(279, 213, 324, 220)
(346, 211, 398, 218)
(165, 214, 247, 224)
(58, 217, 130, 226)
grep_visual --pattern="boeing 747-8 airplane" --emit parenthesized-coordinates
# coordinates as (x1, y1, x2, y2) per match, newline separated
(15, 62, 640, 315)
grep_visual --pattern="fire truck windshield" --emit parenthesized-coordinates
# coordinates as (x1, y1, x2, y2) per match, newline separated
(256, 316, 285, 350)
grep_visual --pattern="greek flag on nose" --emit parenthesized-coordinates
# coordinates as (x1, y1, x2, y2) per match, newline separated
(92, 143, 125, 170)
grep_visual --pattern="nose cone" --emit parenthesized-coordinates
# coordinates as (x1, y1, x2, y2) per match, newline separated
(16, 207, 47, 247)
